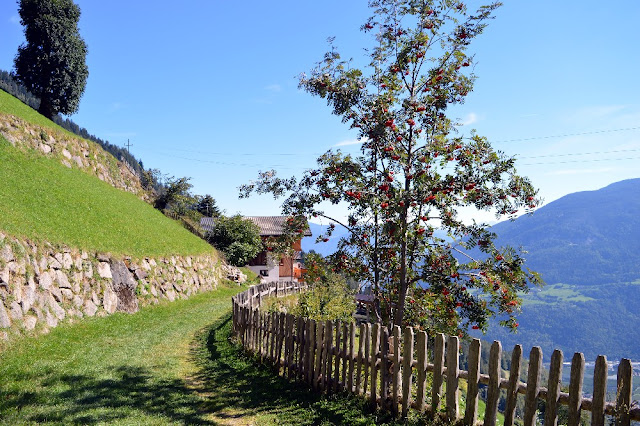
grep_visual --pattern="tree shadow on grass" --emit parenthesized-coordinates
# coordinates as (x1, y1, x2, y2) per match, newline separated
(189, 313, 412, 425)
(0, 364, 216, 425)
(0, 313, 427, 425)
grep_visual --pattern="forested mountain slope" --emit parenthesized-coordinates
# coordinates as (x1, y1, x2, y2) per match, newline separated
(492, 179, 640, 285)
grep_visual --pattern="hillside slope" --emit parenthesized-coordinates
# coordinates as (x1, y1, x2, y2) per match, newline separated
(492, 179, 640, 285)
(479, 179, 640, 360)
(0, 91, 224, 342)
(0, 89, 212, 257)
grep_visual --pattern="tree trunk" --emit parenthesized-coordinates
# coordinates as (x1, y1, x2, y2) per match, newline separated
(37, 96, 55, 120)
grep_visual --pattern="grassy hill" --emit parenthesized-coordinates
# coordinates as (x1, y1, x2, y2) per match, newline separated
(0, 90, 213, 257)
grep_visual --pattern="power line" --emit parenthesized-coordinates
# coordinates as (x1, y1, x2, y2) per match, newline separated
(520, 156, 640, 166)
(493, 126, 640, 144)
(517, 148, 640, 159)
(148, 126, 640, 170)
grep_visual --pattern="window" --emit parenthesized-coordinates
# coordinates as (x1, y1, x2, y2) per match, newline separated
(260, 270, 269, 277)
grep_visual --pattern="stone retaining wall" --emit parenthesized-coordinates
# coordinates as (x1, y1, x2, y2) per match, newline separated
(0, 114, 147, 200)
(0, 232, 224, 342)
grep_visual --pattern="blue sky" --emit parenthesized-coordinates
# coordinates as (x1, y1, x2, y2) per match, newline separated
(1, 1, 639, 223)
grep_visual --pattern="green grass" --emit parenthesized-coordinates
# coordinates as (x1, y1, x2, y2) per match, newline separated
(0, 284, 447, 425)
(521, 283, 595, 306)
(0, 89, 73, 135)
(0, 284, 242, 424)
(0, 136, 213, 257)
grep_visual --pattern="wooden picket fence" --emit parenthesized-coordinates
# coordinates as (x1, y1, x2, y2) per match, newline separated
(231, 282, 639, 425)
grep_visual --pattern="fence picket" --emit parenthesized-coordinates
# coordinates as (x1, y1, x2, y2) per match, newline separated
(592, 355, 608, 426)
(307, 319, 316, 385)
(334, 320, 341, 393)
(342, 322, 348, 392)
(523, 346, 542, 426)
(432, 333, 445, 412)
(504, 344, 522, 426)
(370, 324, 380, 408)
(392, 326, 402, 416)
(313, 320, 323, 390)
(464, 339, 481, 426)
(401, 326, 413, 418)
(567, 352, 585, 426)
(381, 327, 390, 410)
(545, 349, 564, 426)
(277, 312, 285, 368)
(485, 340, 502, 426)
(348, 322, 355, 393)
(364, 323, 371, 396)
(324, 320, 333, 392)
(617, 358, 632, 426)
(356, 323, 365, 395)
(269, 312, 276, 362)
(446, 335, 460, 421)
(416, 330, 428, 413)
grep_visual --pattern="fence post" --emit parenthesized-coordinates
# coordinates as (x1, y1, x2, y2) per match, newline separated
(464, 338, 481, 426)
(523, 346, 542, 426)
(545, 349, 564, 426)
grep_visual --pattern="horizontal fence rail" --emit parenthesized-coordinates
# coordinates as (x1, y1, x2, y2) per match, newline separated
(231, 282, 639, 425)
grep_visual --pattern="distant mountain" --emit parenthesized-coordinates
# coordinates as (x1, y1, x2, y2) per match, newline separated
(491, 178, 640, 285)
(301, 222, 349, 256)
(479, 179, 640, 360)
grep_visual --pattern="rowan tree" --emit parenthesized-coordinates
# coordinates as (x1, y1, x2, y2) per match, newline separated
(241, 0, 542, 337)
(13, 0, 89, 119)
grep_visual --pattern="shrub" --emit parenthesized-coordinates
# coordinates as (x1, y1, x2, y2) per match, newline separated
(206, 215, 262, 267)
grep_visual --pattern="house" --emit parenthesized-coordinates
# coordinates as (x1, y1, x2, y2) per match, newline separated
(200, 216, 311, 282)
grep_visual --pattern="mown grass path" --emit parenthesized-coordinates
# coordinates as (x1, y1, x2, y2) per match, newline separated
(0, 284, 422, 425)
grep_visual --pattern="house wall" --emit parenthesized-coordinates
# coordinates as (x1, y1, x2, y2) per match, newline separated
(247, 264, 279, 282)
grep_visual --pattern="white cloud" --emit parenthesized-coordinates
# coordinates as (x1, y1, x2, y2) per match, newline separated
(264, 84, 281, 92)
(109, 102, 125, 112)
(564, 105, 628, 125)
(460, 112, 478, 126)
(333, 138, 366, 147)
